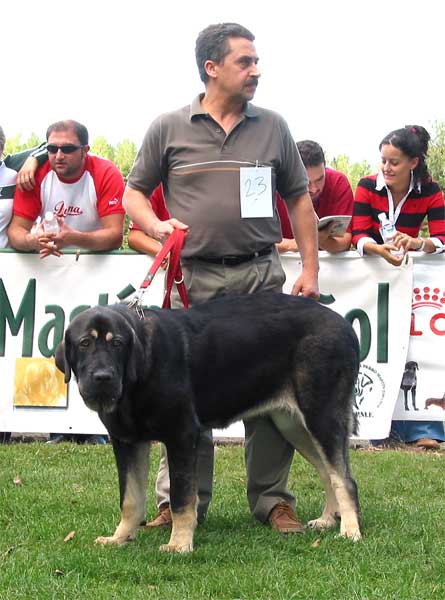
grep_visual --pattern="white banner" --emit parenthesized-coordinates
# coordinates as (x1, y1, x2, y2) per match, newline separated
(392, 254, 445, 422)
(1, 250, 444, 438)
(0, 251, 166, 435)
(282, 252, 413, 439)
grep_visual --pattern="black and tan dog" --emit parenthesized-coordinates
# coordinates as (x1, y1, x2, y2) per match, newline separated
(55, 291, 361, 552)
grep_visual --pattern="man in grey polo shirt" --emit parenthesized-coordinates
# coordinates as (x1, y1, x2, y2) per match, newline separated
(124, 23, 319, 533)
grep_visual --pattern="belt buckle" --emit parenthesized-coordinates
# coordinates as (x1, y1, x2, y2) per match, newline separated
(222, 255, 241, 266)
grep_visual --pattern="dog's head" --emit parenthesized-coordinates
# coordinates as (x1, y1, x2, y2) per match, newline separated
(405, 361, 419, 372)
(55, 305, 147, 414)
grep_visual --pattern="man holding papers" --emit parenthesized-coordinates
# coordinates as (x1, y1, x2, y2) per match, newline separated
(277, 140, 353, 253)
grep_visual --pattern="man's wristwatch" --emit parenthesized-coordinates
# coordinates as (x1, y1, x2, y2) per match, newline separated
(417, 238, 426, 252)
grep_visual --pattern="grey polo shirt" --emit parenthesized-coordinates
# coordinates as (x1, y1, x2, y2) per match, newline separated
(128, 94, 308, 258)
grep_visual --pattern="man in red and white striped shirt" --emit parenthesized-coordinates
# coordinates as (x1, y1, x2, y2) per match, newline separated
(9, 119, 125, 258)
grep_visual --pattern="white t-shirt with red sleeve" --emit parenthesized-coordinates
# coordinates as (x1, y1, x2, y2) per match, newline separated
(13, 154, 125, 232)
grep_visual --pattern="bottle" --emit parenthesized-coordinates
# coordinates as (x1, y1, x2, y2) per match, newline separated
(43, 211, 59, 235)
(30, 216, 42, 235)
(378, 213, 403, 256)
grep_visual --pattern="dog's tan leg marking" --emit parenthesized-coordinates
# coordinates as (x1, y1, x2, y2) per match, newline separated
(159, 500, 197, 554)
(329, 472, 361, 541)
(95, 444, 149, 546)
(271, 410, 338, 531)
(271, 409, 360, 539)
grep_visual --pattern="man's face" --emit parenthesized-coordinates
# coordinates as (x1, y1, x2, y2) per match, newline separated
(306, 164, 326, 201)
(210, 36, 261, 102)
(47, 128, 89, 180)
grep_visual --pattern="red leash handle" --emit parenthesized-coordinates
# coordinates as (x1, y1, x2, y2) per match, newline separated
(163, 229, 188, 309)
(139, 229, 182, 289)
(135, 229, 188, 309)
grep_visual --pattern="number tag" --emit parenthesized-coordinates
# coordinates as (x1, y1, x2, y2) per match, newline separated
(240, 167, 273, 218)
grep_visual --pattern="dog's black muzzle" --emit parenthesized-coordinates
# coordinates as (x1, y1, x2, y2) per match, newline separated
(78, 366, 122, 414)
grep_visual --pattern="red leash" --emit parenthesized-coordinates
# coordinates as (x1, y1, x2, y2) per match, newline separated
(161, 229, 188, 309)
(129, 229, 189, 312)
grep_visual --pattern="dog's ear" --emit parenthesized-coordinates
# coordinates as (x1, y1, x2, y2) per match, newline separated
(126, 326, 146, 385)
(55, 336, 72, 383)
(415, 362, 419, 370)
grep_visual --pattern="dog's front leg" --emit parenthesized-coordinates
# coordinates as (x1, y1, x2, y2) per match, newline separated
(96, 439, 150, 546)
(159, 440, 198, 554)
(404, 390, 409, 412)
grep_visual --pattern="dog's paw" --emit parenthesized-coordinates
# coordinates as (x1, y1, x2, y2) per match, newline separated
(159, 542, 193, 554)
(95, 534, 133, 546)
(307, 516, 337, 531)
(338, 523, 362, 542)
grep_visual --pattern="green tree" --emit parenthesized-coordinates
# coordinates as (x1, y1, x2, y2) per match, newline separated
(91, 136, 115, 162)
(25, 132, 41, 148)
(4, 134, 27, 155)
(115, 139, 137, 180)
(427, 120, 445, 190)
(328, 154, 371, 192)
(4, 132, 42, 155)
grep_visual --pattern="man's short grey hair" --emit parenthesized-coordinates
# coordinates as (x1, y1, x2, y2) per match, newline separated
(195, 23, 255, 83)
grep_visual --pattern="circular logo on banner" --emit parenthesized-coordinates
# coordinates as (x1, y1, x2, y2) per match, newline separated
(354, 363, 385, 418)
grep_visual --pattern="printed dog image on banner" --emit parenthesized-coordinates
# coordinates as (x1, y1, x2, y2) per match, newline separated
(425, 394, 445, 411)
(400, 361, 419, 412)
(14, 358, 67, 408)
(55, 291, 362, 553)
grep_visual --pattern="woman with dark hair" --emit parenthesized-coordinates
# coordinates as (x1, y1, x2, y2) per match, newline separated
(352, 125, 445, 449)
(352, 125, 445, 266)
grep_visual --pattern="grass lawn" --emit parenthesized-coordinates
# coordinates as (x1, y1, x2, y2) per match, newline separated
(1, 442, 444, 600)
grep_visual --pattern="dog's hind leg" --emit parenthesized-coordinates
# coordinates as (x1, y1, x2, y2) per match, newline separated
(96, 439, 150, 546)
(159, 441, 198, 554)
(325, 452, 361, 541)
(271, 410, 361, 541)
(271, 411, 339, 531)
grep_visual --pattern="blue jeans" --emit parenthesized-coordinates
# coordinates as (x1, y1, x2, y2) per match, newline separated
(390, 420, 445, 443)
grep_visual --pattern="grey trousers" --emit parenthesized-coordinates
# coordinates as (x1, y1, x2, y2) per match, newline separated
(153, 248, 296, 522)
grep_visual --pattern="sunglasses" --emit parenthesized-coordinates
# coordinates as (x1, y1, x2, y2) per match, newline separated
(46, 144, 84, 154)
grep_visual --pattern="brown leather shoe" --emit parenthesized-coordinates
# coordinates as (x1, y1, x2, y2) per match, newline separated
(415, 438, 440, 450)
(145, 503, 172, 528)
(268, 502, 305, 534)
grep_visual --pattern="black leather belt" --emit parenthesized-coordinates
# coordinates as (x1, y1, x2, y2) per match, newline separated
(192, 245, 273, 267)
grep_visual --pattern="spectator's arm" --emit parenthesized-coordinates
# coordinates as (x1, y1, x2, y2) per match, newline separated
(8, 144, 48, 191)
(16, 157, 39, 191)
(276, 238, 298, 253)
(128, 229, 162, 256)
(318, 229, 352, 253)
(53, 213, 125, 251)
(7, 215, 40, 251)
(284, 192, 319, 298)
(124, 185, 188, 242)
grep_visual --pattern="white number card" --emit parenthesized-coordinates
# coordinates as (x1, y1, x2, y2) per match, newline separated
(240, 166, 273, 218)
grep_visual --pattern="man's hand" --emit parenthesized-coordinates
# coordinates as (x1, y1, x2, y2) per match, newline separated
(290, 272, 319, 299)
(152, 218, 189, 243)
(276, 238, 298, 253)
(317, 226, 333, 246)
(37, 217, 66, 259)
(16, 157, 39, 191)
